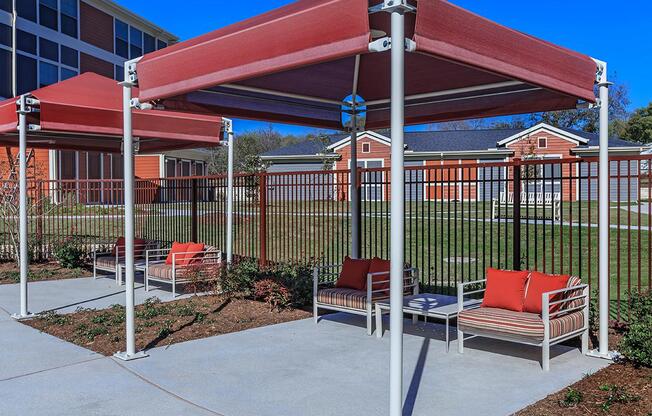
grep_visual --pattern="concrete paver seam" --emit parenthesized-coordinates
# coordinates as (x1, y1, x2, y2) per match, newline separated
(110, 358, 226, 416)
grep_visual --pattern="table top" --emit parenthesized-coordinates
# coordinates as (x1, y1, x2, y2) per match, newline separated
(376, 293, 481, 317)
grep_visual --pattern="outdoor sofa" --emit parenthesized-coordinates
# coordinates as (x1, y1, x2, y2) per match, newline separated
(144, 242, 222, 297)
(457, 268, 589, 371)
(313, 257, 418, 335)
(93, 237, 159, 285)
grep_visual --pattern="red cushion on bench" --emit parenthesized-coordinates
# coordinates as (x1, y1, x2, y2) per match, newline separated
(166, 241, 191, 265)
(366, 257, 391, 292)
(523, 271, 570, 314)
(481, 268, 529, 312)
(335, 257, 371, 291)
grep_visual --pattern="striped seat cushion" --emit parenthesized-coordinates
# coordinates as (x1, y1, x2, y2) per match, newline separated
(458, 307, 585, 343)
(148, 263, 177, 280)
(95, 255, 117, 269)
(563, 276, 584, 310)
(317, 288, 390, 310)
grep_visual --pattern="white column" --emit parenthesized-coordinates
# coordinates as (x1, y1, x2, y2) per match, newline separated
(597, 64, 611, 356)
(115, 62, 147, 361)
(226, 119, 234, 265)
(12, 95, 31, 319)
(350, 115, 360, 258)
(389, 6, 406, 416)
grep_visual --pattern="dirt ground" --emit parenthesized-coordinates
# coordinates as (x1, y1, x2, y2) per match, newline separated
(0, 261, 88, 285)
(516, 329, 651, 415)
(24, 295, 311, 356)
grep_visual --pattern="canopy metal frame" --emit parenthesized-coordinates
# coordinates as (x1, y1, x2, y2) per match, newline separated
(118, 0, 615, 413)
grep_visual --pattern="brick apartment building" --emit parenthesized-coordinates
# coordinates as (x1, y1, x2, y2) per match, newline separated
(0, 0, 209, 188)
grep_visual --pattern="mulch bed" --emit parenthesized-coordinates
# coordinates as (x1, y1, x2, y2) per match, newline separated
(516, 328, 652, 416)
(24, 295, 311, 356)
(514, 363, 652, 415)
(0, 261, 88, 285)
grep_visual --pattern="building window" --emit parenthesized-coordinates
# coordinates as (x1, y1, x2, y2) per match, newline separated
(538, 137, 547, 149)
(17, 54, 37, 94)
(39, 61, 58, 87)
(0, 0, 10, 12)
(129, 27, 142, 59)
(157, 39, 167, 50)
(39, 0, 59, 31)
(17, 0, 37, 22)
(115, 65, 124, 82)
(39, 38, 59, 62)
(0, 23, 11, 47)
(60, 0, 78, 38)
(0, 49, 10, 98)
(362, 142, 371, 153)
(17, 30, 37, 54)
(143, 33, 156, 54)
(61, 45, 78, 68)
(114, 19, 129, 58)
(60, 67, 77, 80)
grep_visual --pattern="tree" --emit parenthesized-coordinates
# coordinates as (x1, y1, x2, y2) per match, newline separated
(622, 102, 652, 143)
(207, 125, 303, 174)
(525, 79, 630, 134)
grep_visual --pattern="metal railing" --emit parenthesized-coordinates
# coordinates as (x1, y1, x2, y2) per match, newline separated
(1, 155, 650, 320)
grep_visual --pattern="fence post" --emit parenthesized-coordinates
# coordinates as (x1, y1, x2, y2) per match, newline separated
(36, 180, 43, 259)
(259, 173, 267, 267)
(512, 160, 522, 270)
(191, 178, 198, 242)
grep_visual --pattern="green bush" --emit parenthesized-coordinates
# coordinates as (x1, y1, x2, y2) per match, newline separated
(219, 258, 260, 296)
(619, 290, 652, 367)
(53, 238, 86, 269)
(254, 279, 291, 310)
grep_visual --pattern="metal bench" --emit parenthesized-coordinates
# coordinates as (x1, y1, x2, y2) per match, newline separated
(492, 191, 561, 221)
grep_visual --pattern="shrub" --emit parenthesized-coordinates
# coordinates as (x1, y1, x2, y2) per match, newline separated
(619, 290, 652, 367)
(254, 279, 291, 310)
(219, 258, 260, 297)
(598, 384, 640, 411)
(264, 261, 314, 307)
(558, 388, 583, 408)
(53, 238, 86, 269)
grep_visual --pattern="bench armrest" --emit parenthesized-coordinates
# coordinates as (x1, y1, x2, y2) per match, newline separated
(458, 279, 487, 312)
(542, 284, 589, 320)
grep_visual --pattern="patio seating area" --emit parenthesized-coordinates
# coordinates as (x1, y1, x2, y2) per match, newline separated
(0, 276, 609, 416)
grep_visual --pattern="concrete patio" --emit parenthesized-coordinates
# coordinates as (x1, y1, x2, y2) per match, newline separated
(0, 278, 609, 416)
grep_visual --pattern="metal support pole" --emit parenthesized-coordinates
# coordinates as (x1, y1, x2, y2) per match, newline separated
(115, 61, 147, 361)
(225, 119, 234, 265)
(12, 95, 32, 320)
(512, 161, 522, 270)
(388, 5, 406, 416)
(350, 114, 360, 258)
(588, 61, 616, 360)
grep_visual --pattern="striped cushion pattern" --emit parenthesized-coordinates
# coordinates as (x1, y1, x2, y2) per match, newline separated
(317, 288, 390, 310)
(148, 263, 176, 280)
(563, 276, 584, 310)
(95, 255, 117, 269)
(458, 307, 585, 343)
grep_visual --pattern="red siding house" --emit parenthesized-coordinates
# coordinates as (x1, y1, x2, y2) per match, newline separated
(262, 123, 648, 202)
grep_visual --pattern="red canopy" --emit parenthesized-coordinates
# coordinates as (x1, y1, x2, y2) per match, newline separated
(0, 73, 223, 153)
(134, 0, 597, 129)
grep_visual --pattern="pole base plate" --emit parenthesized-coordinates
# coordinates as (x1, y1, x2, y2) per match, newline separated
(586, 349, 620, 361)
(113, 351, 149, 361)
(11, 312, 35, 321)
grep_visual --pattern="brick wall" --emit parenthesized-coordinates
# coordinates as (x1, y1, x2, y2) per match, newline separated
(80, 52, 114, 79)
(80, 1, 114, 53)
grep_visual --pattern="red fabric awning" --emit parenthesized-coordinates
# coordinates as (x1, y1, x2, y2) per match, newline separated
(0, 73, 223, 153)
(134, 0, 597, 130)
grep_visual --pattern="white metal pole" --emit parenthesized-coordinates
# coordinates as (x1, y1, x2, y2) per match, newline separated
(12, 95, 31, 319)
(350, 110, 360, 258)
(389, 6, 406, 416)
(597, 64, 611, 357)
(115, 61, 147, 361)
(225, 119, 234, 265)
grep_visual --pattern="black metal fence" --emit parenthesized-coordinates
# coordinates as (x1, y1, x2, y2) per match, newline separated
(1, 155, 650, 320)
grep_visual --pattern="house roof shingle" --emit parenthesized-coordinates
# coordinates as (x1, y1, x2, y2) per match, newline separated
(262, 127, 642, 157)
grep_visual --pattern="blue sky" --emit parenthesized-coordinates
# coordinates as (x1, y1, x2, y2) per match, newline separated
(115, 0, 652, 135)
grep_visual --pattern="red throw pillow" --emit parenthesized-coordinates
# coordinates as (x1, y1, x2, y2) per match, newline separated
(166, 241, 191, 265)
(523, 271, 570, 314)
(366, 257, 391, 292)
(481, 268, 530, 312)
(179, 243, 206, 266)
(133, 238, 147, 258)
(112, 237, 126, 257)
(335, 257, 371, 290)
